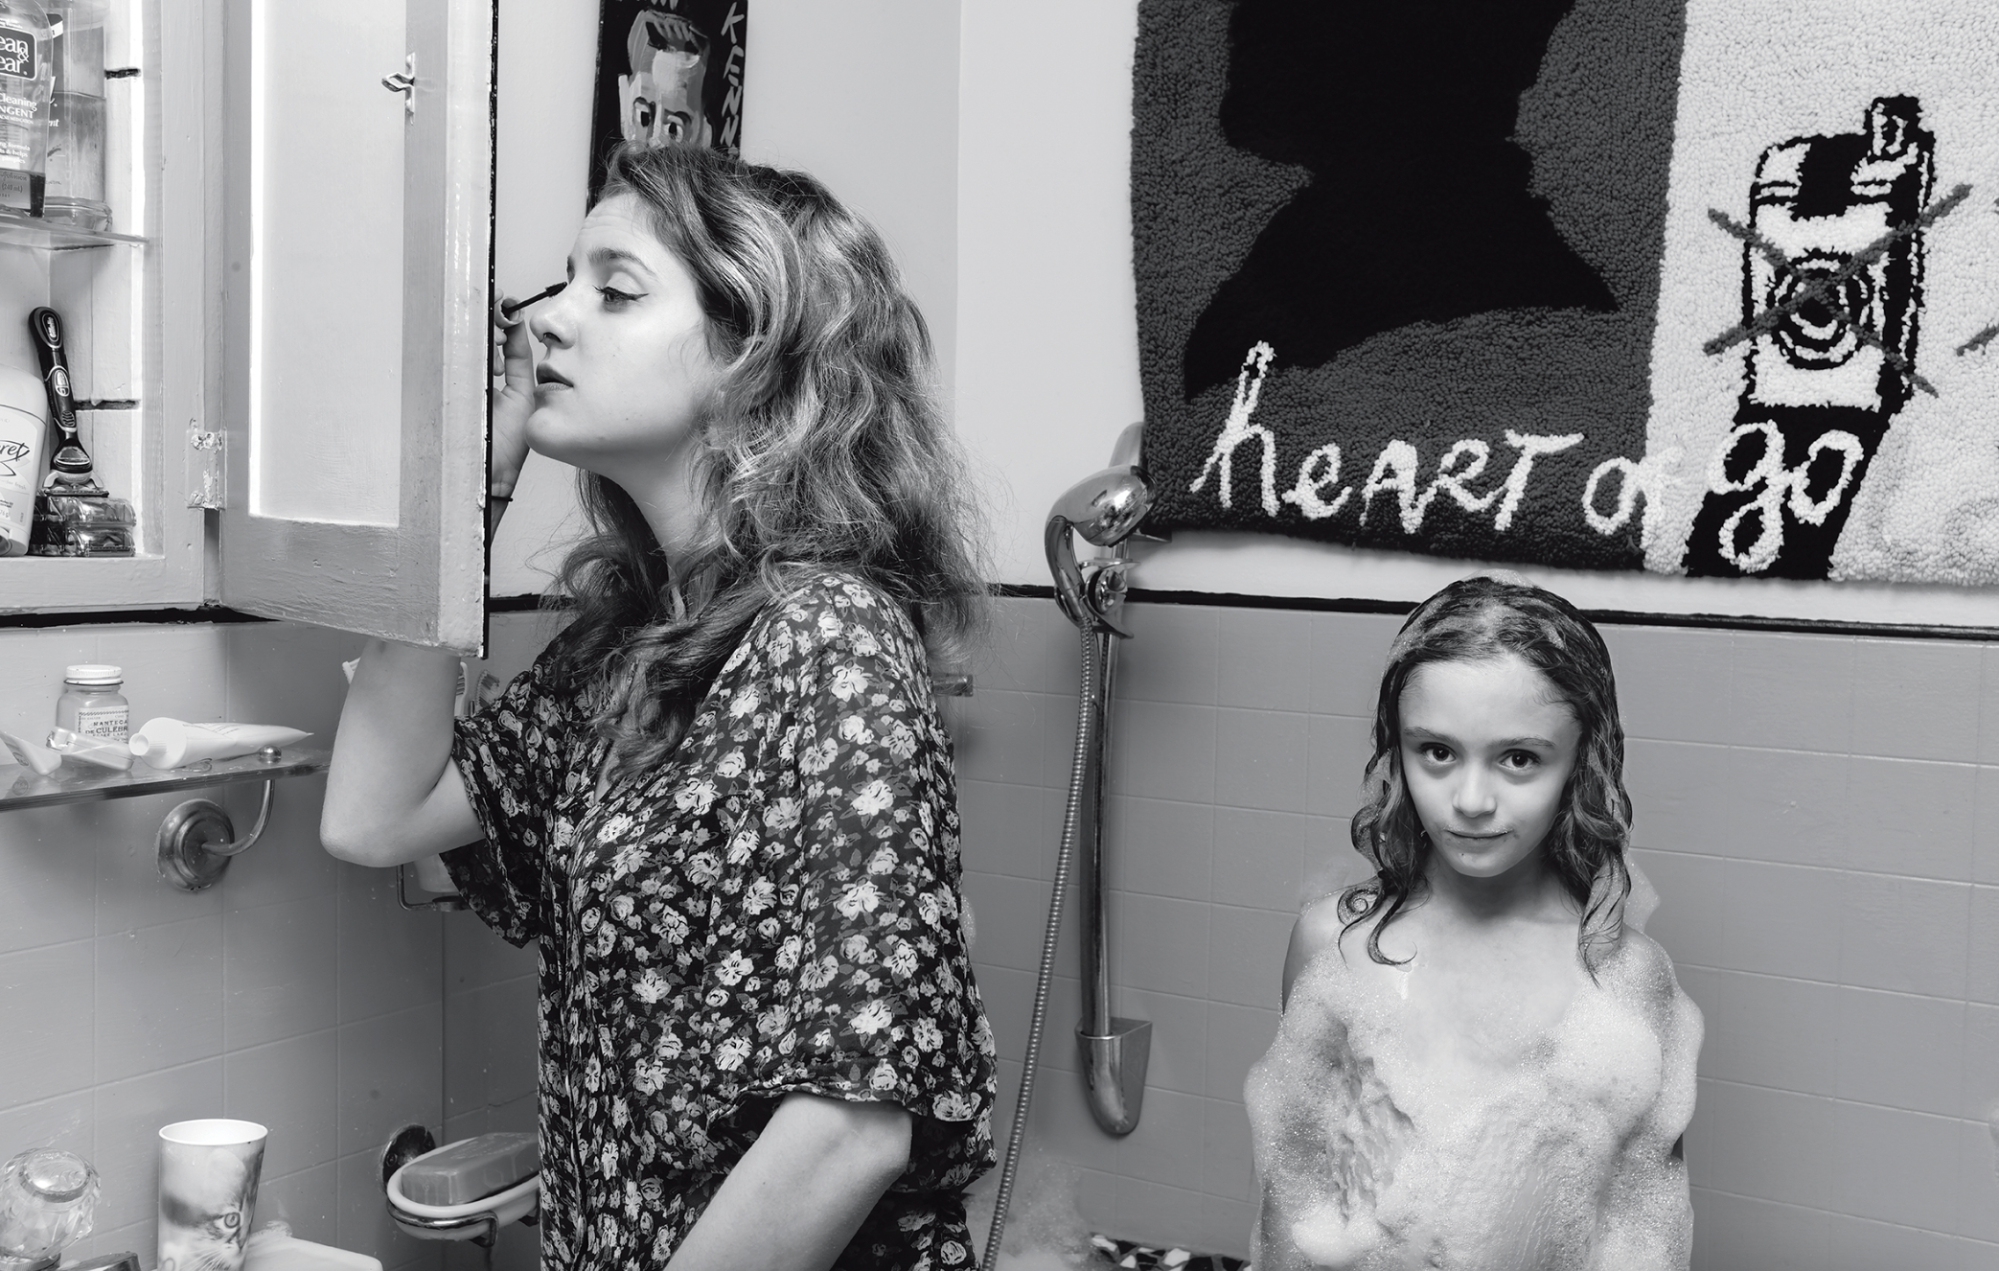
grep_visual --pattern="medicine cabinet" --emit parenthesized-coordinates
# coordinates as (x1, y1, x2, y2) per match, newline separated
(0, 0, 495, 655)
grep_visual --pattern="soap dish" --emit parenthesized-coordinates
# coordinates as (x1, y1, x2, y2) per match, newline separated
(385, 1165, 539, 1243)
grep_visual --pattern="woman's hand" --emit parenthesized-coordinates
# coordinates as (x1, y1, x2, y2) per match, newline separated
(489, 293, 539, 498)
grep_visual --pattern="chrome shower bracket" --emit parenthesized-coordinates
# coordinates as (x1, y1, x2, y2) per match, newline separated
(1078, 1018, 1152, 1135)
(155, 748, 284, 891)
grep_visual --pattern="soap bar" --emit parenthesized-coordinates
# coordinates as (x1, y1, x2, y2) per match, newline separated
(398, 1132, 540, 1207)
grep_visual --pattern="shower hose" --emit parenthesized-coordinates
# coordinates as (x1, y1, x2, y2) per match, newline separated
(980, 624, 1103, 1271)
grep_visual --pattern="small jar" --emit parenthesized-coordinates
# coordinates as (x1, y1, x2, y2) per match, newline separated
(55, 663, 126, 741)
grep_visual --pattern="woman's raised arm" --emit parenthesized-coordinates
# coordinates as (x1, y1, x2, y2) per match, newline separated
(320, 639, 482, 867)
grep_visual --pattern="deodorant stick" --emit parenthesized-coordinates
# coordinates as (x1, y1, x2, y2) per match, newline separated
(0, 362, 46, 556)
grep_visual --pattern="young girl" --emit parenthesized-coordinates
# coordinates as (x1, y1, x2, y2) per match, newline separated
(1247, 575, 1702, 1271)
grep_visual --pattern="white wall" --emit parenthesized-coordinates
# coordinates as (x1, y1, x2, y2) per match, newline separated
(488, 0, 964, 598)
(951, 0, 1999, 627)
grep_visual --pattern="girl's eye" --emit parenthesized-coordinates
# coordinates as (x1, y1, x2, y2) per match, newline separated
(1420, 743, 1453, 764)
(1500, 750, 1541, 771)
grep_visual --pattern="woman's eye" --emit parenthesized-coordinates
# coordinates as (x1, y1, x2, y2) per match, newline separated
(598, 285, 643, 306)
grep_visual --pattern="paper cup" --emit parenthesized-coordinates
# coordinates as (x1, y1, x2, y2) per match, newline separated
(158, 1119, 267, 1271)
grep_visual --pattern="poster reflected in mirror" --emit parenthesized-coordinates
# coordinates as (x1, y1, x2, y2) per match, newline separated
(589, 0, 747, 199)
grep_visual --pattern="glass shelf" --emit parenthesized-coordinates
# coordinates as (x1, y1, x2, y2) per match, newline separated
(0, 208, 146, 251)
(0, 745, 329, 811)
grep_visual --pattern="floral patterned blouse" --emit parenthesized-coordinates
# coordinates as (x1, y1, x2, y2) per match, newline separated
(444, 571, 997, 1270)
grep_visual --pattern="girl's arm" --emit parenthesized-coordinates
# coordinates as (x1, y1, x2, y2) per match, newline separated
(665, 1093, 912, 1271)
(1281, 894, 1349, 1008)
(320, 639, 482, 867)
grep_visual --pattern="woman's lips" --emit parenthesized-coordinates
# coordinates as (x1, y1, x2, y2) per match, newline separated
(535, 366, 573, 388)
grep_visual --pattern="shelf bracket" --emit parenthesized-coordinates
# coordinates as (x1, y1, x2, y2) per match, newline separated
(382, 54, 417, 117)
(156, 748, 284, 891)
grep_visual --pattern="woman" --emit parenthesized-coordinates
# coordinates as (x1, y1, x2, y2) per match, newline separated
(322, 143, 996, 1271)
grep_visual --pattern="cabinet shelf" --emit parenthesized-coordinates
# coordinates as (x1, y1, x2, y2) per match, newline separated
(0, 209, 147, 251)
(0, 744, 327, 811)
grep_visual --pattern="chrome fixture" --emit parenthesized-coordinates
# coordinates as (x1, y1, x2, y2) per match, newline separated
(984, 423, 1159, 1271)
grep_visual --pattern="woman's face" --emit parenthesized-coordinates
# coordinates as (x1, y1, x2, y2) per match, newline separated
(526, 194, 723, 488)
(1397, 653, 1582, 883)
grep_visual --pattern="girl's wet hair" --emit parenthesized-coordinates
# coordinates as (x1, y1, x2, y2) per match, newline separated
(545, 143, 989, 775)
(1343, 573, 1633, 972)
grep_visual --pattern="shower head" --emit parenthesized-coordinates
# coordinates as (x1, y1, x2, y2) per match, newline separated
(1045, 458, 1154, 635)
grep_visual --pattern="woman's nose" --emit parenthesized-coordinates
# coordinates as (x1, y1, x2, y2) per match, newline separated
(529, 284, 577, 347)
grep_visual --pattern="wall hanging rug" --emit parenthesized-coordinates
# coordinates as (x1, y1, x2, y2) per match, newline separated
(589, 0, 747, 199)
(1133, 0, 1999, 584)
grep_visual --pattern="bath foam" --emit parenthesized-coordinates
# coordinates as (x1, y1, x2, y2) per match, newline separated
(1247, 921, 1701, 1270)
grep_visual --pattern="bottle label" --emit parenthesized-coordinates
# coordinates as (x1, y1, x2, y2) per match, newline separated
(0, 26, 34, 81)
(74, 704, 127, 741)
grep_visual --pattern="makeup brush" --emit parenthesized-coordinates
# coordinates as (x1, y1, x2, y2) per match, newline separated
(497, 282, 562, 324)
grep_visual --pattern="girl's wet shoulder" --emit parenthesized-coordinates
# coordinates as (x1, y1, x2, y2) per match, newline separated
(1594, 927, 1698, 1029)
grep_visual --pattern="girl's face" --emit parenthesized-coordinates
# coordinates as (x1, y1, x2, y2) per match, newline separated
(526, 194, 723, 487)
(1397, 653, 1582, 883)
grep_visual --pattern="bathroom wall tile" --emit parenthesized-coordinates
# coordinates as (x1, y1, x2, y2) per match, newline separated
(1685, 1079, 1836, 1210)
(443, 910, 536, 996)
(1830, 1100, 1962, 1233)
(442, 974, 538, 1115)
(959, 778, 1058, 881)
(1820, 1211, 1965, 1271)
(1958, 1238, 1999, 1271)
(1622, 740, 1736, 854)
(0, 627, 98, 740)
(1206, 905, 1292, 1011)
(225, 894, 337, 1050)
(337, 863, 443, 1025)
(1974, 766, 1999, 887)
(1600, 626, 1738, 745)
(1309, 611, 1399, 719)
(1845, 757, 1976, 879)
(974, 597, 1078, 695)
(1205, 1002, 1280, 1102)
(1116, 604, 1219, 705)
(1983, 645, 1999, 766)
(1023, 1056, 1119, 1173)
(1677, 965, 1837, 1096)
(1214, 708, 1309, 814)
(1028, 972, 1087, 1075)
(1301, 820, 1370, 903)
(1851, 638, 1984, 763)
(1114, 1088, 1206, 1192)
(1211, 807, 1310, 911)
(1971, 886, 1999, 1005)
(1717, 747, 1850, 869)
(336, 1146, 438, 1270)
(1833, 987, 1964, 1118)
(1839, 873, 1970, 998)
(1107, 795, 1214, 902)
(969, 963, 1031, 1069)
(1964, 1004, 1999, 1123)
(1109, 987, 1208, 1098)
(1726, 631, 1854, 754)
(1304, 713, 1370, 817)
(255, 1159, 341, 1247)
(961, 870, 1052, 973)
(1200, 1095, 1255, 1203)
(1216, 609, 1313, 711)
(0, 1091, 92, 1172)
(91, 1058, 225, 1243)
(1958, 1116, 1999, 1243)
(0, 940, 95, 1103)
(219, 773, 341, 912)
(1110, 699, 1218, 804)
(0, 803, 99, 953)
(1114, 892, 1209, 999)
(94, 793, 225, 935)
(1635, 853, 1842, 983)
(225, 1030, 338, 1178)
(223, 621, 369, 737)
(106, 622, 229, 737)
(948, 687, 1051, 788)
(72, 1218, 156, 1269)
(1110, 1174, 1219, 1256)
(1688, 1188, 1830, 1271)
(96, 916, 223, 1084)
(336, 1005, 443, 1160)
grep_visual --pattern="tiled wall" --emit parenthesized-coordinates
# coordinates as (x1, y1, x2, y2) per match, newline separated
(947, 594, 1999, 1270)
(0, 621, 448, 1271)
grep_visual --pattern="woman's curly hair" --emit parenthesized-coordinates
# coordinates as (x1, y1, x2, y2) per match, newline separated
(541, 143, 989, 777)
(1343, 574, 1633, 972)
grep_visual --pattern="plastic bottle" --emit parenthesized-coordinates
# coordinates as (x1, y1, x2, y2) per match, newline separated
(54, 663, 126, 741)
(0, 362, 44, 555)
(0, 0, 52, 217)
(43, 0, 106, 229)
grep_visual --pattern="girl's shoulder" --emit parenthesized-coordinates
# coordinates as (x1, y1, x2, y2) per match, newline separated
(1592, 925, 1704, 1043)
(1284, 882, 1392, 1006)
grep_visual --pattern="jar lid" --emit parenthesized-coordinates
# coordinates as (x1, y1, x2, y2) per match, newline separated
(63, 664, 122, 685)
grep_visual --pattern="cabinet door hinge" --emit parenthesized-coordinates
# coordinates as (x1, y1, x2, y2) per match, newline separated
(187, 422, 225, 510)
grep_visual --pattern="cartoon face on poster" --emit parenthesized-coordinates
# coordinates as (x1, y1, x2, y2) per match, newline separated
(590, 0, 746, 198)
